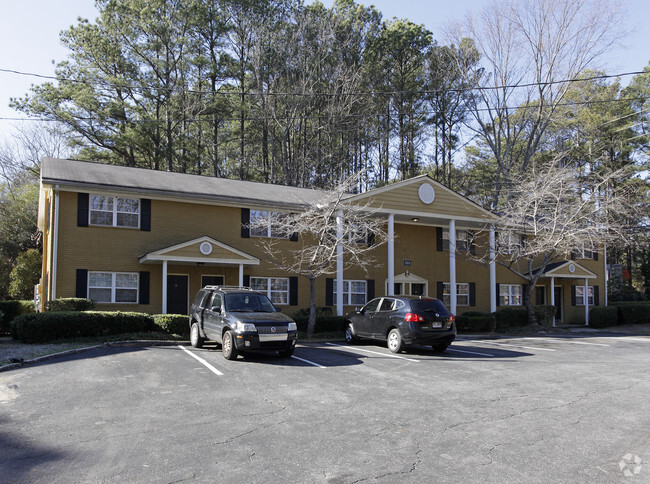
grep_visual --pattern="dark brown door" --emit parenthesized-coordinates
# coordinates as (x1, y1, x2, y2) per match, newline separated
(167, 275, 189, 315)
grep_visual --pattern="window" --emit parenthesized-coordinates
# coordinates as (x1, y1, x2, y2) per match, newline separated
(574, 243, 595, 260)
(575, 286, 594, 306)
(335, 279, 367, 306)
(442, 283, 470, 307)
(442, 228, 469, 251)
(498, 232, 523, 254)
(88, 272, 138, 303)
(499, 284, 522, 306)
(250, 210, 288, 238)
(89, 195, 140, 228)
(250, 277, 289, 305)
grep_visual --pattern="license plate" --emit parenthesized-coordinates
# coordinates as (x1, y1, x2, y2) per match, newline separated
(431, 322, 442, 328)
(259, 334, 288, 342)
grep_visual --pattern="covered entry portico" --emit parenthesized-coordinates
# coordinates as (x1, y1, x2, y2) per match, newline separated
(139, 236, 260, 314)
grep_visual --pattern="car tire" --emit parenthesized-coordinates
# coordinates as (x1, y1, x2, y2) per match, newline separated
(432, 343, 449, 353)
(387, 328, 404, 353)
(190, 322, 204, 348)
(222, 330, 238, 360)
(344, 324, 358, 344)
(279, 347, 295, 358)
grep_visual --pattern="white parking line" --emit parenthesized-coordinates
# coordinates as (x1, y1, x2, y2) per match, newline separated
(479, 341, 556, 352)
(291, 355, 326, 368)
(178, 345, 224, 376)
(447, 347, 495, 357)
(522, 337, 610, 347)
(325, 342, 420, 362)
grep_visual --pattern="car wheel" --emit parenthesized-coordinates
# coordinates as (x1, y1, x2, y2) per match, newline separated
(387, 328, 404, 353)
(222, 330, 238, 360)
(190, 322, 204, 348)
(432, 343, 449, 353)
(279, 347, 294, 358)
(344, 324, 358, 344)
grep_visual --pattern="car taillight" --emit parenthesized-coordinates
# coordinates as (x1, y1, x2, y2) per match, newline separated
(404, 313, 424, 322)
(448, 314, 455, 323)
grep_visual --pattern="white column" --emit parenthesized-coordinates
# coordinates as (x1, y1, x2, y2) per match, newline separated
(387, 214, 395, 296)
(489, 226, 496, 313)
(336, 210, 344, 316)
(550, 277, 556, 327)
(162, 260, 168, 314)
(52, 185, 60, 300)
(239, 264, 244, 287)
(448, 219, 457, 315)
(585, 278, 590, 326)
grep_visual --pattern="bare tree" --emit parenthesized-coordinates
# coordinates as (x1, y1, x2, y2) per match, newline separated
(249, 172, 388, 336)
(473, 162, 638, 325)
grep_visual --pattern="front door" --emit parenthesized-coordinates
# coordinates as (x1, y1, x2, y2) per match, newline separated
(167, 275, 189, 315)
(554, 287, 563, 322)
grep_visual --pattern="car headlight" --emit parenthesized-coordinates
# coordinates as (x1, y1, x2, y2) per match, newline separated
(288, 322, 297, 331)
(234, 321, 257, 333)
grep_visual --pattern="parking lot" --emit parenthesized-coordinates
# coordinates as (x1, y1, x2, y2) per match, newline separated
(1, 335, 649, 483)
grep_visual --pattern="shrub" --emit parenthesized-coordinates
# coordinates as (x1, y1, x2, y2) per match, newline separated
(11, 311, 152, 343)
(46, 298, 95, 312)
(534, 305, 556, 327)
(589, 307, 619, 328)
(612, 302, 650, 325)
(456, 311, 495, 333)
(294, 315, 346, 334)
(494, 306, 529, 328)
(0, 300, 35, 333)
(152, 314, 189, 337)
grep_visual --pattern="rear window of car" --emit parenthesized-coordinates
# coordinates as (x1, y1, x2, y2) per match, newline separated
(409, 299, 449, 314)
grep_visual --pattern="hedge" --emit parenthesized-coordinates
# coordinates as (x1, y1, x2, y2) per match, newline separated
(456, 311, 495, 333)
(589, 307, 619, 328)
(294, 315, 346, 334)
(494, 306, 529, 328)
(11, 311, 153, 343)
(152, 314, 189, 338)
(46, 298, 95, 312)
(611, 302, 650, 325)
(0, 300, 35, 333)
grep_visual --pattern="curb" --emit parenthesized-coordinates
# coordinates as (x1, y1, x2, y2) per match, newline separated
(0, 340, 188, 373)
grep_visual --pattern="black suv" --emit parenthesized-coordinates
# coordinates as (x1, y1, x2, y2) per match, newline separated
(189, 286, 298, 360)
(344, 296, 456, 353)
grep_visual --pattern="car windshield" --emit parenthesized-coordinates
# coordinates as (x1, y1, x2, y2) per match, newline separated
(409, 299, 449, 315)
(224, 293, 276, 312)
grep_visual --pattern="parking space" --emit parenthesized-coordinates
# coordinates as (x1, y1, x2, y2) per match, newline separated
(1, 335, 649, 483)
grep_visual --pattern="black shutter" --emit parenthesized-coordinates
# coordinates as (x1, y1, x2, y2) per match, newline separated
(367, 279, 375, 301)
(325, 278, 334, 306)
(468, 230, 476, 255)
(76, 269, 88, 298)
(436, 227, 443, 251)
(289, 277, 298, 306)
(140, 199, 151, 231)
(469, 282, 476, 306)
(77, 193, 89, 227)
(241, 208, 250, 238)
(522, 285, 528, 305)
(437, 281, 444, 300)
(594, 286, 600, 306)
(367, 231, 375, 247)
(289, 231, 298, 242)
(593, 250, 599, 261)
(570, 250, 577, 260)
(139, 271, 150, 304)
(495, 283, 500, 307)
(571, 285, 577, 306)
(243, 275, 250, 287)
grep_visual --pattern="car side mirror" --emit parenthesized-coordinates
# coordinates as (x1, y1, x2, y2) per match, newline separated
(211, 306, 221, 313)
(355, 307, 363, 315)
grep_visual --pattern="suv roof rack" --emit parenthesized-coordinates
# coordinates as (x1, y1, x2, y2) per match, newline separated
(203, 285, 255, 291)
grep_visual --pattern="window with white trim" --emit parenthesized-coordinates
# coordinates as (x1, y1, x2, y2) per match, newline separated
(442, 283, 470, 307)
(574, 242, 595, 259)
(334, 279, 367, 306)
(88, 271, 138, 303)
(498, 232, 523, 254)
(90, 195, 140, 228)
(250, 276, 289, 305)
(575, 286, 595, 306)
(250, 210, 288, 238)
(442, 228, 468, 251)
(499, 284, 522, 306)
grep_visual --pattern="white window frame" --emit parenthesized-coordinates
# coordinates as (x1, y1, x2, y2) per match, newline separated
(89, 195, 140, 228)
(499, 284, 522, 306)
(442, 282, 470, 307)
(442, 228, 468, 251)
(250, 276, 289, 305)
(335, 279, 367, 306)
(575, 242, 595, 260)
(88, 271, 139, 304)
(498, 232, 522, 255)
(249, 210, 289, 239)
(575, 286, 595, 306)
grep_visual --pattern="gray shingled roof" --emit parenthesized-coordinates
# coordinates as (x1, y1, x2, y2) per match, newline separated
(40, 157, 330, 209)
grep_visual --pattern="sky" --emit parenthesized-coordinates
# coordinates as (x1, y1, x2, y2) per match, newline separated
(1, 0, 649, 141)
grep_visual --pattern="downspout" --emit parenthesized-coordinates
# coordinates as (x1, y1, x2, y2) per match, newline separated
(52, 185, 60, 300)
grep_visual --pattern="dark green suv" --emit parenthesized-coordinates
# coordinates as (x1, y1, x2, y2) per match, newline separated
(189, 286, 298, 360)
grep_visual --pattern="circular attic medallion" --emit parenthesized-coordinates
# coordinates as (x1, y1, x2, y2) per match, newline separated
(569, 263, 576, 273)
(199, 241, 213, 255)
(418, 183, 435, 205)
